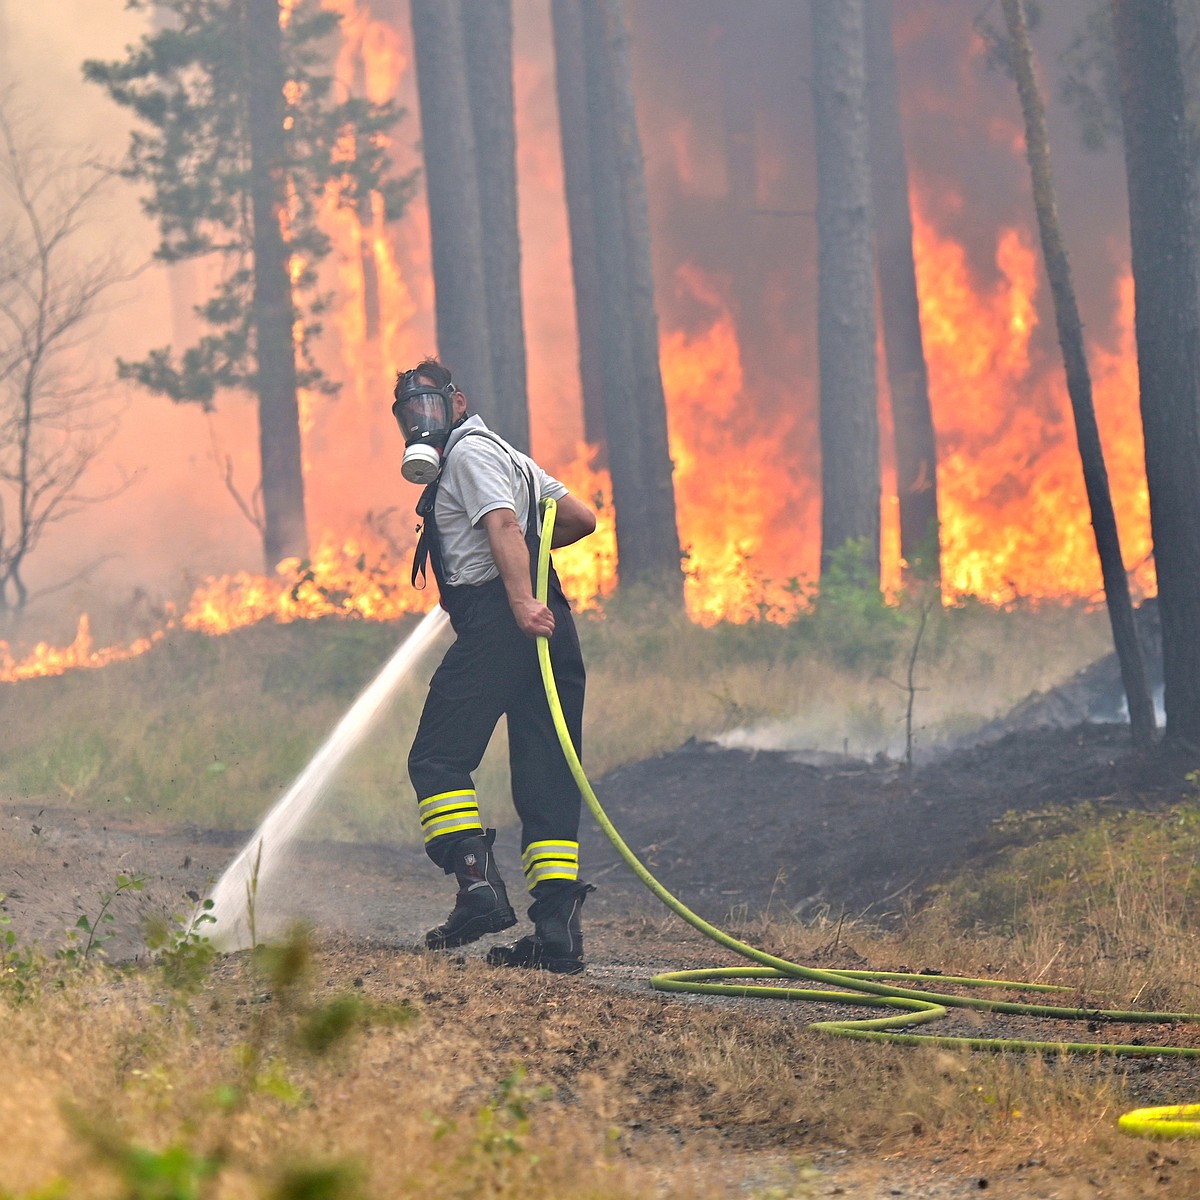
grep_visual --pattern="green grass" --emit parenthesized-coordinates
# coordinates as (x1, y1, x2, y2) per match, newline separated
(930, 796, 1200, 936)
(0, 595, 1114, 844)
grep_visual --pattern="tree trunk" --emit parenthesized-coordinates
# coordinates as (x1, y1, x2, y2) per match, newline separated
(462, 0, 530, 450)
(579, 2, 641, 571)
(864, 0, 941, 584)
(351, 59, 382, 350)
(811, 0, 880, 582)
(550, 0, 608, 453)
(1112, 0, 1200, 749)
(582, 0, 684, 603)
(243, 0, 309, 570)
(409, 0, 494, 411)
(1003, 0, 1155, 748)
(717, 12, 764, 354)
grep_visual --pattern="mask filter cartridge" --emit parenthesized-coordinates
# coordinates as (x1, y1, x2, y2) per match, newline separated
(402, 443, 443, 485)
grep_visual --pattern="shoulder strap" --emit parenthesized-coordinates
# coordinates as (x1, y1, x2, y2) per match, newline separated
(409, 428, 539, 592)
(410, 477, 441, 591)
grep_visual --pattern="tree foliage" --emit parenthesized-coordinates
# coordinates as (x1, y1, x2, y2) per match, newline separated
(84, 0, 414, 409)
(1054, 0, 1200, 153)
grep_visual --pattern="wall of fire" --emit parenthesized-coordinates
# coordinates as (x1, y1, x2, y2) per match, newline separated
(2, 0, 1151, 647)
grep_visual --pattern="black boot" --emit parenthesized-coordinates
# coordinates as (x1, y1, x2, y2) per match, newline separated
(425, 830, 517, 950)
(486, 882, 595, 974)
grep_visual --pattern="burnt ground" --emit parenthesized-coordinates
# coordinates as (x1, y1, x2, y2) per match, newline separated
(5, 716, 1200, 1198)
(583, 721, 1199, 925)
(6, 720, 1197, 956)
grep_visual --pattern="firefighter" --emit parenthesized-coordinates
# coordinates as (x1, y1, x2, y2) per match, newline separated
(392, 359, 598, 974)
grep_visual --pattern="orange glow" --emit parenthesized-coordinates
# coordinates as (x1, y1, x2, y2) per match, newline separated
(660, 275, 809, 624)
(0, 616, 165, 683)
(0, 11, 1159, 686)
(912, 194, 1152, 604)
(552, 444, 617, 610)
(182, 534, 432, 634)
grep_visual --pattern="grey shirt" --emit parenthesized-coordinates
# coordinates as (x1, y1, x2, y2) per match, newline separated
(435, 415, 569, 587)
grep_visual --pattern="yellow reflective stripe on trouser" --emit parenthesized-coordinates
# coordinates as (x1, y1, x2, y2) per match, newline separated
(419, 790, 483, 844)
(521, 840, 579, 887)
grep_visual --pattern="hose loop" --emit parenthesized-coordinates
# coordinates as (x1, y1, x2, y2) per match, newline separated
(534, 498, 1200, 1131)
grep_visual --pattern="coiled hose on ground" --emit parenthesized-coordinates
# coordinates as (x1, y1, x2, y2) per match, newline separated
(533, 498, 1200, 1137)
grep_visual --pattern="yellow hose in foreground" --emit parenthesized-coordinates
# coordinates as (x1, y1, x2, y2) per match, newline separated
(534, 499, 1200, 1133)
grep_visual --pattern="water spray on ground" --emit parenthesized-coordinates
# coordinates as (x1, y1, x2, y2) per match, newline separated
(203, 606, 451, 951)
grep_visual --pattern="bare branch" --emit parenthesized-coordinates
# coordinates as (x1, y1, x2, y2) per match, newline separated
(206, 413, 265, 536)
(0, 88, 136, 613)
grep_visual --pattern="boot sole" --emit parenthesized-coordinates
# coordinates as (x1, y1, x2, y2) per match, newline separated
(485, 947, 585, 974)
(425, 906, 517, 950)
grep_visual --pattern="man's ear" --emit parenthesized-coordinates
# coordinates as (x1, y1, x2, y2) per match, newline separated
(453, 391, 468, 420)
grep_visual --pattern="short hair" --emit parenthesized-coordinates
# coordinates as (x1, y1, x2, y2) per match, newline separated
(394, 357, 453, 400)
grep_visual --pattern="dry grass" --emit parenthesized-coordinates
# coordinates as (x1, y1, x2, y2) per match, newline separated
(582, 596, 1112, 768)
(0, 596, 1111, 846)
(2, 597, 1190, 1197)
(6, 896, 1200, 1200)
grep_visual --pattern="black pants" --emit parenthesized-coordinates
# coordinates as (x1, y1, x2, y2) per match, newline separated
(408, 574, 586, 875)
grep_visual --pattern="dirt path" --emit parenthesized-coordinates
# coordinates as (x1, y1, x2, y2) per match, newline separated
(4, 721, 1200, 1198)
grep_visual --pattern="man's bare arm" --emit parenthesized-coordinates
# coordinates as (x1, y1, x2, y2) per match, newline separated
(550, 492, 597, 548)
(481, 507, 555, 638)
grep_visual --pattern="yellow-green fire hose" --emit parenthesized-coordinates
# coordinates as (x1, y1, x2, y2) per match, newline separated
(534, 498, 1200, 1137)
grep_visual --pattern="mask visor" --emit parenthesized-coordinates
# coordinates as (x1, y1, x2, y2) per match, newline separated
(392, 385, 455, 446)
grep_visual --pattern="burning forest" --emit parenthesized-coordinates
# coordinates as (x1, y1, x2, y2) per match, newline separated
(0, 0, 1183, 695)
(11, 8, 1200, 1196)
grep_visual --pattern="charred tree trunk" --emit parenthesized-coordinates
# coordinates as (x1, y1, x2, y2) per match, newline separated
(462, 0, 530, 450)
(579, 2, 640, 562)
(1112, 0, 1200, 749)
(864, 0, 941, 585)
(717, 13, 764, 355)
(811, 0, 880, 583)
(353, 57, 381, 348)
(243, 0, 308, 570)
(409, 0, 494, 410)
(1002, 0, 1155, 748)
(551, 0, 608, 453)
(582, 0, 684, 603)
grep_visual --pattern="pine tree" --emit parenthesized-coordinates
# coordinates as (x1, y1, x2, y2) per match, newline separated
(462, 0, 530, 450)
(864, 0, 941, 584)
(84, 0, 411, 570)
(579, 0, 684, 603)
(1001, 0, 1154, 746)
(1111, 0, 1200, 748)
(551, 0, 608, 453)
(408, 0, 493, 419)
(811, 0, 880, 584)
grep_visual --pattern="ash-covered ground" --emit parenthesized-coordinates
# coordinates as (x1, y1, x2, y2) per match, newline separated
(3, 719, 1194, 959)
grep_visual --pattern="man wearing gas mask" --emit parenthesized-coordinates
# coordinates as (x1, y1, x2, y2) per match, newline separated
(392, 359, 598, 974)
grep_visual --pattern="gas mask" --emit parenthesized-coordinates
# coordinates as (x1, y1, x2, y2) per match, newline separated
(392, 376, 459, 485)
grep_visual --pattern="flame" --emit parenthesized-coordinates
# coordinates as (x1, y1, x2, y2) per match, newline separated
(0, 615, 165, 684)
(552, 444, 617, 610)
(0, 9, 1160, 685)
(660, 279, 809, 625)
(912, 194, 1152, 603)
(182, 533, 432, 634)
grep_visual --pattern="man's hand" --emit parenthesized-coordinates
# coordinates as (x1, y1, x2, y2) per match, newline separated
(511, 595, 556, 639)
